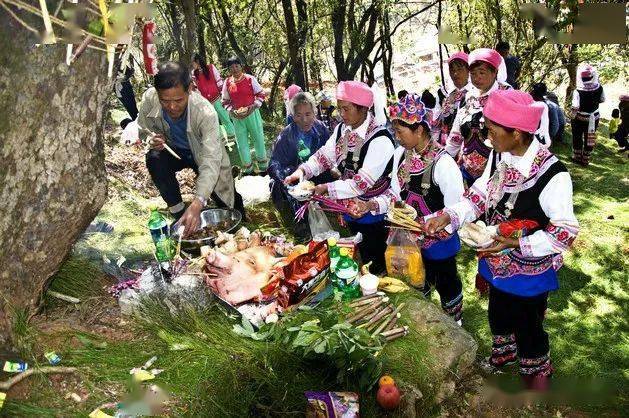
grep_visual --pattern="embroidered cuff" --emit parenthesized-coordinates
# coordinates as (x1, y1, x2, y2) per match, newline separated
(327, 181, 339, 200)
(519, 236, 534, 257)
(299, 163, 314, 180)
(444, 208, 461, 231)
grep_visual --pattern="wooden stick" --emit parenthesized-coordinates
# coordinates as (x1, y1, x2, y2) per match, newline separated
(346, 298, 386, 323)
(365, 306, 394, 331)
(0, 367, 77, 391)
(47, 291, 80, 304)
(372, 303, 405, 337)
(385, 329, 408, 342)
(349, 294, 383, 309)
(163, 143, 181, 160)
(349, 291, 384, 306)
(380, 326, 408, 338)
(357, 305, 391, 329)
(385, 314, 400, 332)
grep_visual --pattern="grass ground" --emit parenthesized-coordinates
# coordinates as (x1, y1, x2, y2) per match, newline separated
(1, 117, 627, 417)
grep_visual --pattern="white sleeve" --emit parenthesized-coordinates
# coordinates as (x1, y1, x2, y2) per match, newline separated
(444, 151, 494, 230)
(571, 90, 580, 109)
(299, 128, 338, 179)
(519, 172, 579, 257)
(536, 104, 551, 148)
(221, 81, 232, 111)
(250, 76, 265, 108)
(327, 136, 395, 200)
(433, 154, 465, 207)
(445, 111, 464, 158)
(213, 65, 224, 90)
(371, 147, 404, 214)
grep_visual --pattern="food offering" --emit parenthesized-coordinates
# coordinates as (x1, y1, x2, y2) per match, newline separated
(288, 180, 315, 201)
(458, 221, 496, 249)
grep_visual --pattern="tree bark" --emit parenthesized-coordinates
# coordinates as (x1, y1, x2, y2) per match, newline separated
(0, 14, 110, 342)
(195, 0, 208, 63)
(167, 0, 185, 61)
(179, 0, 198, 65)
(281, 0, 306, 88)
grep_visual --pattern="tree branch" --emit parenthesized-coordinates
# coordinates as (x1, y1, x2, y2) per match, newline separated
(0, 367, 78, 391)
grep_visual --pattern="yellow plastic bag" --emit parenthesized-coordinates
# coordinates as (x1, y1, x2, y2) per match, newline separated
(385, 229, 425, 288)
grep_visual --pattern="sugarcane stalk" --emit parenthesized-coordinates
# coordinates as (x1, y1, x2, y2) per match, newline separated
(356, 306, 383, 324)
(385, 314, 400, 331)
(346, 298, 386, 323)
(385, 329, 409, 342)
(349, 292, 384, 308)
(372, 302, 405, 337)
(380, 326, 408, 338)
(363, 305, 393, 330)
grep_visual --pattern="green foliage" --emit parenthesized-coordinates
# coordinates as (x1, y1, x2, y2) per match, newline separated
(233, 302, 384, 391)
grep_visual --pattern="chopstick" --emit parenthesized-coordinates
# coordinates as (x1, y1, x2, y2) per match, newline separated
(163, 143, 181, 160)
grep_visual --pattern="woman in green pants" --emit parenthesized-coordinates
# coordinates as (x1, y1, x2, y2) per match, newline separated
(191, 53, 235, 145)
(221, 56, 267, 174)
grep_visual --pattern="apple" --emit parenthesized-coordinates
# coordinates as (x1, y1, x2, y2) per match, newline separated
(376, 384, 401, 410)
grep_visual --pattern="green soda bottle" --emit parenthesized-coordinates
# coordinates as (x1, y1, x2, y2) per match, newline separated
(327, 237, 340, 273)
(297, 138, 311, 162)
(334, 248, 360, 300)
(147, 208, 173, 262)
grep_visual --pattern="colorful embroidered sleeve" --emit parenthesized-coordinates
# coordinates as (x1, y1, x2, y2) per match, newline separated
(221, 80, 233, 112)
(445, 111, 464, 158)
(519, 172, 579, 257)
(444, 151, 492, 230)
(250, 76, 266, 109)
(299, 130, 337, 179)
(212, 65, 224, 90)
(327, 135, 395, 200)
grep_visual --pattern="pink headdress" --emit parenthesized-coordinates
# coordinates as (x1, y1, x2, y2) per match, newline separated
(336, 81, 374, 108)
(468, 48, 502, 72)
(483, 90, 544, 134)
(388, 93, 427, 125)
(284, 84, 303, 101)
(448, 51, 469, 66)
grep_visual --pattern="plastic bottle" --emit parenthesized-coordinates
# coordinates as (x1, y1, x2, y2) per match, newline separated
(297, 138, 311, 161)
(334, 248, 360, 299)
(327, 237, 340, 272)
(147, 208, 172, 262)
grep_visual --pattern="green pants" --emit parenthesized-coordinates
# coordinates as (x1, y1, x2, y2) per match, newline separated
(212, 99, 235, 138)
(231, 108, 267, 171)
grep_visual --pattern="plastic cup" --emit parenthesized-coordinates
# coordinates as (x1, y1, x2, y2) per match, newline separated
(359, 274, 379, 296)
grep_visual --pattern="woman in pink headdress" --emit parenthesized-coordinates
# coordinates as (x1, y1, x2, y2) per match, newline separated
(284, 84, 303, 126)
(353, 93, 466, 323)
(284, 81, 396, 273)
(426, 90, 579, 390)
(570, 64, 605, 166)
(433, 52, 472, 146)
(445, 48, 511, 185)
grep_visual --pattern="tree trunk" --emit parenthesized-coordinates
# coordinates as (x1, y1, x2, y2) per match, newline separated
(494, 0, 502, 43)
(380, 10, 395, 96)
(564, 44, 579, 109)
(167, 0, 185, 61)
(281, 0, 306, 88)
(180, 0, 198, 65)
(195, 0, 208, 63)
(0, 14, 110, 342)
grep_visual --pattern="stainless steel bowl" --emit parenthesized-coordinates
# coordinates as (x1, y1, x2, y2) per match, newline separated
(172, 208, 242, 250)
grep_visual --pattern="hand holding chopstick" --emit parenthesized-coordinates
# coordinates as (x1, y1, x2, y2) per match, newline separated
(149, 134, 181, 160)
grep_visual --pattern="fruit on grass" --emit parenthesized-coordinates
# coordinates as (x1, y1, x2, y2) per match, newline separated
(376, 384, 401, 410)
(379, 375, 395, 387)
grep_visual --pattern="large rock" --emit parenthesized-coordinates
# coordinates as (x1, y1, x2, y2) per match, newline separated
(382, 294, 477, 416)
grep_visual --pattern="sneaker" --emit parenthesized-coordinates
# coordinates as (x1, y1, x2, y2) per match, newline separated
(456, 319, 462, 327)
